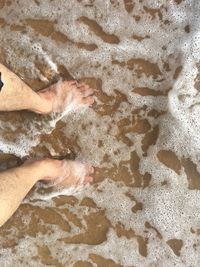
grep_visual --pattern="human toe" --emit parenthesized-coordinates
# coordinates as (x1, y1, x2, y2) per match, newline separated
(82, 96, 95, 106)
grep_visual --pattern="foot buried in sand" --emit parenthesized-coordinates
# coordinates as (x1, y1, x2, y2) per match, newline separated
(37, 80, 95, 114)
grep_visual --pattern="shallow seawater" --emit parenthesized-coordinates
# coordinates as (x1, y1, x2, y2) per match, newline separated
(0, 0, 200, 266)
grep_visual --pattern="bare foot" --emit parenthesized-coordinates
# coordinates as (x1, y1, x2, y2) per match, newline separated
(25, 158, 94, 187)
(34, 80, 94, 114)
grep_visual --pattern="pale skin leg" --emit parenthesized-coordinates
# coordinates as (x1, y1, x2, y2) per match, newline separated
(0, 63, 95, 227)
(0, 158, 94, 227)
(0, 63, 94, 113)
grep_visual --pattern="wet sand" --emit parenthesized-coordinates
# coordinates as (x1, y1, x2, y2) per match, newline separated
(0, 0, 200, 266)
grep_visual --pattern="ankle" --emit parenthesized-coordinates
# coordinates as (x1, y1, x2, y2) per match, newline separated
(30, 92, 53, 114)
(31, 158, 68, 182)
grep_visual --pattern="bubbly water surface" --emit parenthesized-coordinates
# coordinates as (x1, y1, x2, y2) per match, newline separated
(0, 0, 200, 266)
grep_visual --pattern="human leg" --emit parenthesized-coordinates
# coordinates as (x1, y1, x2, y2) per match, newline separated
(0, 158, 94, 227)
(0, 63, 94, 114)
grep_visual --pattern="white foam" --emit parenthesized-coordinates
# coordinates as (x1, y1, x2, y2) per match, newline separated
(1, 0, 200, 266)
